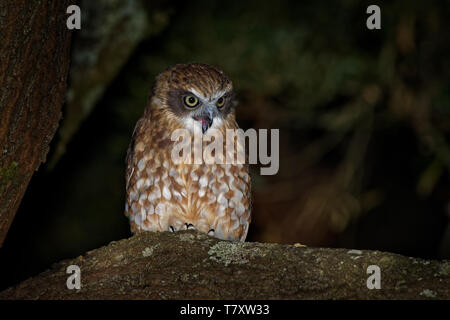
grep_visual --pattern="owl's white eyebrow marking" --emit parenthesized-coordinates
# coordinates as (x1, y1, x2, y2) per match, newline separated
(211, 90, 228, 100)
(188, 88, 228, 102)
(188, 88, 206, 100)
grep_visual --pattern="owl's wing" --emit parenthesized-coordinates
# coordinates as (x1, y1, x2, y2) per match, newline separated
(125, 118, 146, 191)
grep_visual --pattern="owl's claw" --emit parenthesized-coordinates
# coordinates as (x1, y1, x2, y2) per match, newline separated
(169, 226, 175, 232)
(208, 229, 215, 236)
(185, 223, 195, 230)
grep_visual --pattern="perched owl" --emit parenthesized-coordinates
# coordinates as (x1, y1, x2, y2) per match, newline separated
(125, 63, 251, 241)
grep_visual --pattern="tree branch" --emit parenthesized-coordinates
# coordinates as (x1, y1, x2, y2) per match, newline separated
(1, 231, 448, 299)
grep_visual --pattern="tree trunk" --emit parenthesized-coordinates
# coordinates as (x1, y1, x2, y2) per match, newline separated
(0, 0, 72, 246)
(1, 230, 448, 299)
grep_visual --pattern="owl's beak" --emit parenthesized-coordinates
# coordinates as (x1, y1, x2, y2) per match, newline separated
(193, 115, 213, 134)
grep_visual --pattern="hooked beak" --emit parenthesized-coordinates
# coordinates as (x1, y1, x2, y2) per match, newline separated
(193, 114, 213, 134)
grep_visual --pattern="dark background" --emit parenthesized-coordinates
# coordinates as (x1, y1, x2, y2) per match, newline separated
(1, 0, 449, 291)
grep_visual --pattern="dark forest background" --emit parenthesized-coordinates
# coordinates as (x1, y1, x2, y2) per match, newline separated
(1, 0, 449, 291)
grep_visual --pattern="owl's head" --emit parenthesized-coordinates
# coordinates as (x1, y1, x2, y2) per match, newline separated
(150, 63, 237, 133)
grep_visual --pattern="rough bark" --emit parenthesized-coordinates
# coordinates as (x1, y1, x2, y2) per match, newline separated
(1, 230, 448, 300)
(0, 0, 72, 246)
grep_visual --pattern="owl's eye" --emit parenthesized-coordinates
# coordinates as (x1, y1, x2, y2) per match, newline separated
(216, 97, 225, 108)
(184, 95, 199, 108)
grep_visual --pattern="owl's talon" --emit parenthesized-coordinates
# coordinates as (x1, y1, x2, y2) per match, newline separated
(169, 226, 175, 232)
(185, 223, 195, 230)
(208, 229, 215, 236)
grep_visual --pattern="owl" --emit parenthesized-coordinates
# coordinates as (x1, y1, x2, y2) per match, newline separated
(125, 63, 251, 241)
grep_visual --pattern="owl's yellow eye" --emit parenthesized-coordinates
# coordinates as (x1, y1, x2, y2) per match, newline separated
(184, 95, 199, 108)
(216, 97, 225, 108)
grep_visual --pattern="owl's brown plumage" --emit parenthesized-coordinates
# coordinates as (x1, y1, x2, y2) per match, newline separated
(125, 63, 252, 241)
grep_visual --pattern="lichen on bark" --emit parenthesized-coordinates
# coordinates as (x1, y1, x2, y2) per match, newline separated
(0, 230, 448, 300)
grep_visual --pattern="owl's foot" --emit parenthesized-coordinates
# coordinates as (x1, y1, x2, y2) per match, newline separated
(169, 224, 196, 232)
(169, 225, 214, 236)
(185, 223, 196, 230)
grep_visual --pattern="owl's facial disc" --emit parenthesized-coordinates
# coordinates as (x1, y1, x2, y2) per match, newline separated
(165, 84, 234, 134)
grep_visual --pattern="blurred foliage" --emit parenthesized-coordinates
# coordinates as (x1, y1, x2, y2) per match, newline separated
(1, 0, 450, 291)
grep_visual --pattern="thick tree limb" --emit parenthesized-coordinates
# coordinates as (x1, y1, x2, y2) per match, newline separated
(1, 230, 449, 299)
(0, 0, 71, 246)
